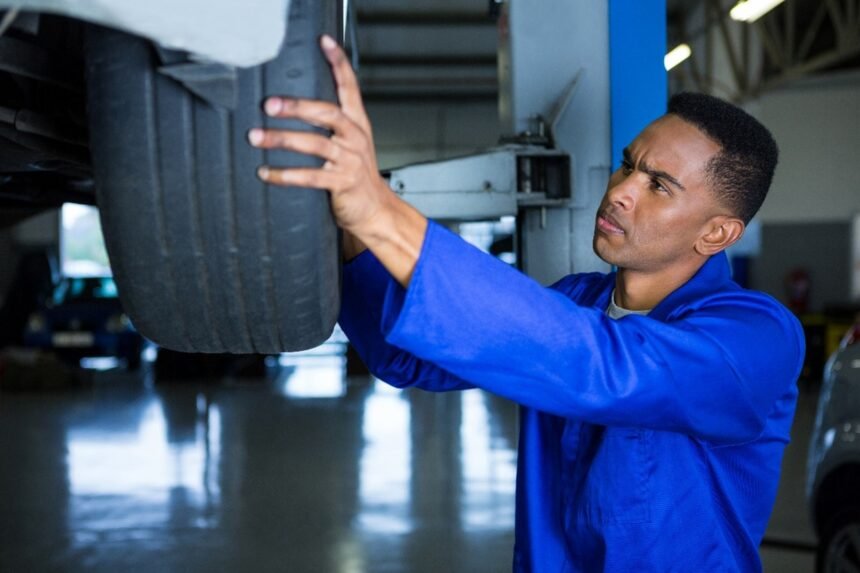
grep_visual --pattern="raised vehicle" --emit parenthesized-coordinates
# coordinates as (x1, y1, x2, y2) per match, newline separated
(0, 0, 345, 353)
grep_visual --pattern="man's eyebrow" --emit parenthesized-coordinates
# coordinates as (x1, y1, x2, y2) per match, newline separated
(622, 147, 686, 192)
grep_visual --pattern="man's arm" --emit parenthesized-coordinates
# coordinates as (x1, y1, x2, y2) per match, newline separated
(339, 247, 475, 392)
(376, 221, 805, 444)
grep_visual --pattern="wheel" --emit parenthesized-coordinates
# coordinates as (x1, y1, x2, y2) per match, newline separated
(83, 0, 342, 354)
(817, 511, 860, 573)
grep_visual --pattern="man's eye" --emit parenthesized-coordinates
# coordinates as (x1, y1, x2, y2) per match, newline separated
(651, 179, 668, 193)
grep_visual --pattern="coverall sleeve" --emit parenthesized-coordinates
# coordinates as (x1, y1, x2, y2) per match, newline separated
(379, 221, 806, 445)
(338, 249, 475, 391)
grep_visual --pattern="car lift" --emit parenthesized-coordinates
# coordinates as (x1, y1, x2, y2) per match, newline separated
(387, 0, 666, 285)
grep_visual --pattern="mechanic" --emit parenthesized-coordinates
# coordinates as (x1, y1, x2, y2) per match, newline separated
(248, 35, 805, 572)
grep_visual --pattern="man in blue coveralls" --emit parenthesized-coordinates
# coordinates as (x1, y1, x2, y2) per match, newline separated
(248, 36, 805, 572)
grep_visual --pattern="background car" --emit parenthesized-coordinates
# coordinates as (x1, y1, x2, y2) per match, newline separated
(806, 316, 860, 572)
(23, 276, 143, 369)
(0, 0, 346, 354)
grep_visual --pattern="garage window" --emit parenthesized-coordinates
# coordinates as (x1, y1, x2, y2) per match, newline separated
(61, 204, 111, 277)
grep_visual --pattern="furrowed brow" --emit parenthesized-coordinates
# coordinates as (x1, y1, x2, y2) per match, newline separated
(624, 147, 686, 191)
(639, 160, 686, 191)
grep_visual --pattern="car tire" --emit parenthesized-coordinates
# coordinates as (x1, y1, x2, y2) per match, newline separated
(816, 510, 860, 573)
(83, 0, 341, 353)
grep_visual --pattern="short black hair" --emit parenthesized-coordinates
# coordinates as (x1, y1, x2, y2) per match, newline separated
(667, 92, 778, 224)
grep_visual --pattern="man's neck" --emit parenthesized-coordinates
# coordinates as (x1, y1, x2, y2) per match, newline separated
(614, 256, 709, 311)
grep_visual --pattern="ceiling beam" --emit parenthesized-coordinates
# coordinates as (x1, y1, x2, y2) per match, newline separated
(356, 11, 495, 26)
(359, 55, 496, 67)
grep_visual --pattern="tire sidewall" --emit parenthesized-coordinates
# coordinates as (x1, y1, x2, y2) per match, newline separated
(816, 510, 860, 573)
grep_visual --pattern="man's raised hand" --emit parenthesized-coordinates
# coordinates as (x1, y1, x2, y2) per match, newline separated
(247, 35, 428, 286)
(248, 35, 392, 239)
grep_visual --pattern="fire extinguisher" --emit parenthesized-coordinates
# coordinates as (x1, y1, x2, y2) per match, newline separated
(785, 268, 811, 315)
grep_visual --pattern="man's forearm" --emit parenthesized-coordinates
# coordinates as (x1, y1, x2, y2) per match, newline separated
(352, 196, 428, 288)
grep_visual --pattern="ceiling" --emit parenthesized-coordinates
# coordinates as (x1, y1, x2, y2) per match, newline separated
(351, 0, 859, 102)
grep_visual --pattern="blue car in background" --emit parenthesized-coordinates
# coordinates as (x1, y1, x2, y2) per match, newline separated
(23, 276, 143, 369)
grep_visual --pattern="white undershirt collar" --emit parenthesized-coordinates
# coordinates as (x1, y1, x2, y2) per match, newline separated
(606, 289, 652, 320)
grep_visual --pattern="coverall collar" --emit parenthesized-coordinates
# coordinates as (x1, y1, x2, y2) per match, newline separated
(650, 252, 733, 321)
(600, 252, 734, 322)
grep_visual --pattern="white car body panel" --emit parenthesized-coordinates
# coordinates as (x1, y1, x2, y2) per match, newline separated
(0, 0, 290, 67)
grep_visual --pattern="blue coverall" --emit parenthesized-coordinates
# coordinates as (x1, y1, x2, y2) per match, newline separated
(339, 221, 805, 572)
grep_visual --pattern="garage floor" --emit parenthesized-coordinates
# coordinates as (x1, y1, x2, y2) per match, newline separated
(0, 350, 820, 572)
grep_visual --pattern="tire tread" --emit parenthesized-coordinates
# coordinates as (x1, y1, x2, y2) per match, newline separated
(84, 0, 340, 353)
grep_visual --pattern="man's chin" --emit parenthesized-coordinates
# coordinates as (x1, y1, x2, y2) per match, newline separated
(593, 235, 617, 266)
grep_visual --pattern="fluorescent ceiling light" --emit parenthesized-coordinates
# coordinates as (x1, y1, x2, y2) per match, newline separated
(730, 0, 785, 22)
(664, 43, 692, 71)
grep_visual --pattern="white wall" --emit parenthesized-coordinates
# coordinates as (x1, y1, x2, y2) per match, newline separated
(367, 101, 501, 171)
(749, 70, 860, 224)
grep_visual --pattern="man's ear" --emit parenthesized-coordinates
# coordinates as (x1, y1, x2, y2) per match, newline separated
(695, 215, 745, 256)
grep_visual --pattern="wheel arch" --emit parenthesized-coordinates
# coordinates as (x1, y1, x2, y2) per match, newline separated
(813, 463, 860, 538)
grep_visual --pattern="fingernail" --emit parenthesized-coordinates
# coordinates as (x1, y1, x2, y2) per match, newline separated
(321, 35, 337, 51)
(257, 166, 270, 180)
(264, 97, 282, 116)
(247, 129, 264, 146)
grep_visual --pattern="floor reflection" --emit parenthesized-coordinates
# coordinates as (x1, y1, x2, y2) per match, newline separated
(359, 382, 413, 536)
(67, 398, 219, 499)
(0, 355, 820, 572)
(460, 391, 517, 532)
(0, 359, 518, 572)
(277, 336, 348, 399)
(66, 394, 222, 536)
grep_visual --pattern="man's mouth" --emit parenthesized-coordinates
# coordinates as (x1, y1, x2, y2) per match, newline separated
(596, 212, 625, 235)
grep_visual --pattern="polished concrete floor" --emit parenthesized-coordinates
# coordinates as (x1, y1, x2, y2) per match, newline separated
(760, 380, 819, 572)
(0, 350, 821, 572)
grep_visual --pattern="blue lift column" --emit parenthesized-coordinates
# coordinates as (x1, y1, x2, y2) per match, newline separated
(496, 0, 668, 282)
(609, 0, 668, 169)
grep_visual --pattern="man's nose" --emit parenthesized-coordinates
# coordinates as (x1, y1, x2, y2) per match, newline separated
(605, 176, 636, 211)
